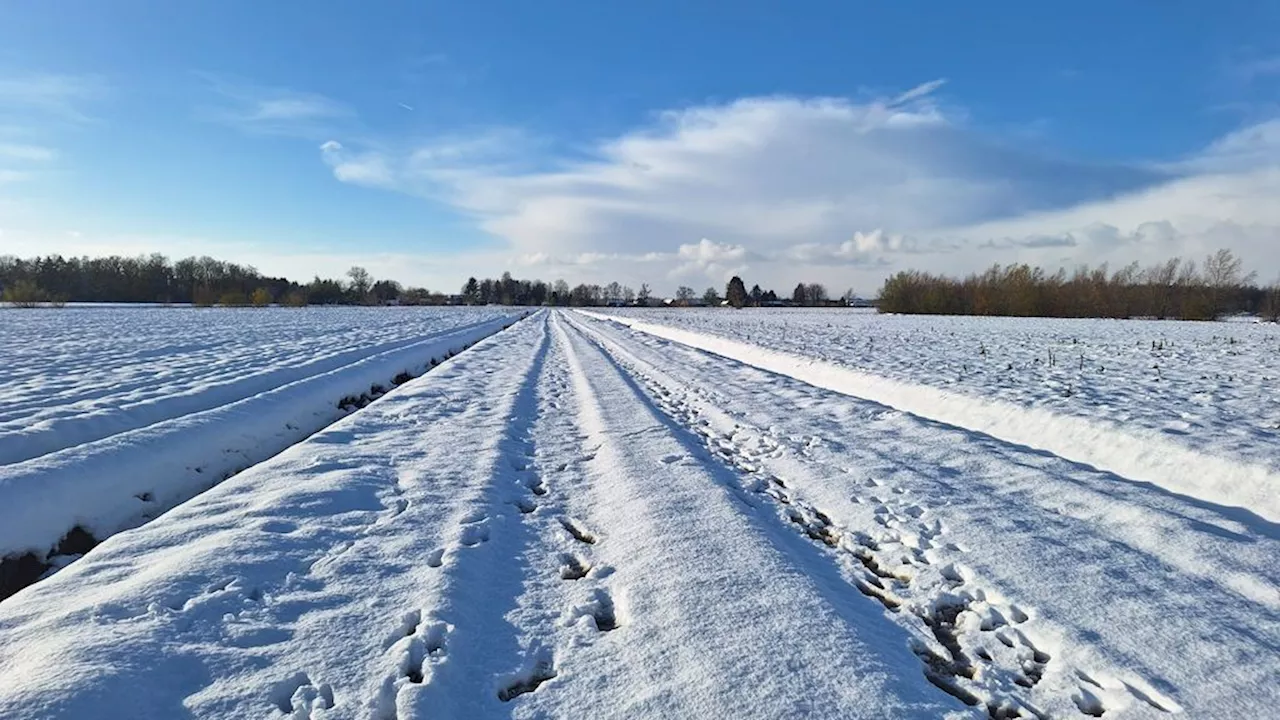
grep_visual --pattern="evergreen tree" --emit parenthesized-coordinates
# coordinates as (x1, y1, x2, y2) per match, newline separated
(726, 276, 748, 308)
(462, 277, 480, 305)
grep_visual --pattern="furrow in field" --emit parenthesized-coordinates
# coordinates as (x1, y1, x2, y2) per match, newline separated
(0, 311, 552, 719)
(581, 310, 1280, 523)
(385, 312, 631, 717)
(565, 312, 1066, 717)
(531, 311, 952, 718)
(568, 310, 1279, 718)
(0, 314, 523, 601)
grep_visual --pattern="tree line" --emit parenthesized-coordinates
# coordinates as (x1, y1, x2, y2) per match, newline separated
(459, 275, 649, 307)
(0, 254, 449, 307)
(1, 252, 852, 311)
(24, 249, 1276, 322)
(878, 249, 1280, 321)
(667, 279, 848, 307)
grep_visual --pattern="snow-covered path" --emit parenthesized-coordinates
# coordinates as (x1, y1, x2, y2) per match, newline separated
(0, 310, 1275, 718)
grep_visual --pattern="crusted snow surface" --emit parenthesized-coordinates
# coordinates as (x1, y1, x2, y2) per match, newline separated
(0, 306, 519, 466)
(588, 309, 1280, 522)
(600, 309, 1280, 473)
(0, 307, 520, 562)
(0, 309, 1275, 718)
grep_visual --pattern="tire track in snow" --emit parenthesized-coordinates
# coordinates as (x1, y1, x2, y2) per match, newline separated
(547, 311, 955, 718)
(565, 311, 1179, 719)
(367, 316, 553, 718)
(372, 312, 624, 717)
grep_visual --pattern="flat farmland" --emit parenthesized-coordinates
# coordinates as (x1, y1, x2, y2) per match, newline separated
(0, 308, 1274, 719)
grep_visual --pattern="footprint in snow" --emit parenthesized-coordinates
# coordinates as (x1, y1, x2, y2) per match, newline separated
(559, 553, 591, 580)
(270, 672, 334, 718)
(460, 524, 490, 547)
(560, 518, 597, 545)
(498, 650, 557, 701)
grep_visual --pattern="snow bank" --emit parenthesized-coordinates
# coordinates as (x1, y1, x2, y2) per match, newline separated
(582, 311, 1280, 522)
(0, 315, 519, 561)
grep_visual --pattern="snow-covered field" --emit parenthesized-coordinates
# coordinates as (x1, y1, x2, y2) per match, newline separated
(604, 308, 1280, 472)
(0, 306, 522, 582)
(0, 308, 1275, 718)
(598, 308, 1280, 517)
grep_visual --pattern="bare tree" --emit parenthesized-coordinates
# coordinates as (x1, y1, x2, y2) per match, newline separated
(875, 248, 1263, 319)
(1203, 249, 1256, 318)
(1262, 282, 1280, 323)
(347, 266, 373, 302)
(675, 286, 696, 305)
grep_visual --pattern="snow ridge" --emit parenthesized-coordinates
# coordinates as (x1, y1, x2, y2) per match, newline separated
(581, 311, 1280, 523)
(567, 312, 1183, 718)
(0, 314, 519, 570)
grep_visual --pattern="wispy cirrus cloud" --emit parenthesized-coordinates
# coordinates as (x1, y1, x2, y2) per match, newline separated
(199, 74, 352, 138)
(0, 143, 56, 162)
(0, 73, 106, 123)
(0, 73, 100, 185)
(1232, 55, 1280, 84)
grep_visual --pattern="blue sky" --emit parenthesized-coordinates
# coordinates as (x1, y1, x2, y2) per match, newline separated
(2, 1, 1278, 293)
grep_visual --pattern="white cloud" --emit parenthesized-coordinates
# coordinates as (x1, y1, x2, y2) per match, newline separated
(891, 78, 948, 106)
(931, 166, 1280, 280)
(671, 238, 750, 280)
(320, 140, 395, 187)
(316, 86, 1196, 290)
(0, 143, 56, 162)
(250, 95, 348, 121)
(0, 74, 101, 184)
(0, 73, 105, 123)
(1183, 119, 1280, 172)
(200, 75, 352, 138)
(1234, 56, 1280, 83)
(21, 75, 1273, 296)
